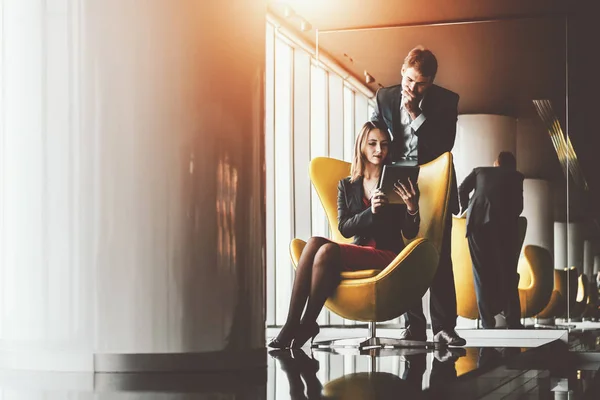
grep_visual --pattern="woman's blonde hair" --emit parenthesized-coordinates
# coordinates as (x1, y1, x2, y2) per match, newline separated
(350, 122, 391, 182)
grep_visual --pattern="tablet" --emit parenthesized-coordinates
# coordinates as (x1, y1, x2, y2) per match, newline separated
(378, 164, 420, 204)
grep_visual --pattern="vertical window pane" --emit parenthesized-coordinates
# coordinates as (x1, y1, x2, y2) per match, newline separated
(265, 22, 275, 326)
(367, 104, 375, 122)
(274, 38, 293, 325)
(343, 87, 355, 162)
(293, 51, 312, 241)
(310, 65, 328, 238)
(328, 74, 344, 160)
(354, 94, 368, 139)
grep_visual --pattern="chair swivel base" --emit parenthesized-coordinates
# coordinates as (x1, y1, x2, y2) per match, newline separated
(312, 336, 444, 350)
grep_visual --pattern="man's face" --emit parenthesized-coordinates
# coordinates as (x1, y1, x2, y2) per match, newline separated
(401, 66, 432, 99)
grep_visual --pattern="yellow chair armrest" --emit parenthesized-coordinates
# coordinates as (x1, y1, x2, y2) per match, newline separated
(341, 270, 382, 280)
(326, 238, 439, 322)
(289, 238, 307, 267)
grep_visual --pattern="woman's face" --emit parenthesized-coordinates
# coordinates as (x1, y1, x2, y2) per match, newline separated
(363, 128, 389, 166)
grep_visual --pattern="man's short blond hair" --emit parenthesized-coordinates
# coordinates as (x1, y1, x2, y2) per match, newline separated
(403, 45, 438, 79)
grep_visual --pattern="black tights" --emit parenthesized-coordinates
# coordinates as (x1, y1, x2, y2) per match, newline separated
(278, 237, 342, 340)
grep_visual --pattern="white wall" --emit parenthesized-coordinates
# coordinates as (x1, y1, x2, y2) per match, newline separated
(554, 222, 584, 273)
(522, 179, 553, 254)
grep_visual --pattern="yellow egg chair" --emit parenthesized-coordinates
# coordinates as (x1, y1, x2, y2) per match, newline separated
(289, 153, 454, 349)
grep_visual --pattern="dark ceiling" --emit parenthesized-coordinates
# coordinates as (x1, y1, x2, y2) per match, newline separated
(269, 0, 567, 117)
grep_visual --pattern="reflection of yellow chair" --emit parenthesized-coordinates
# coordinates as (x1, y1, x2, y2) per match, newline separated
(289, 153, 454, 348)
(583, 274, 600, 319)
(571, 273, 589, 318)
(517, 245, 554, 317)
(452, 216, 528, 320)
(535, 267, 578, 319)
(455, 347, 479, 376)
(323, 372, 421, 399)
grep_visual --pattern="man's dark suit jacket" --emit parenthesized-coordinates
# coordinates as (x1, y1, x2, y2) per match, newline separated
(337, 177, 420, 254)
(371, 84, 460, 213)
(458, 167, 524, 237)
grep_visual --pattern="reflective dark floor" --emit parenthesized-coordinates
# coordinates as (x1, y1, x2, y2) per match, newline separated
(268, 346, 521, 399)
(267, 339, 600, 399)
(1, 330, 600, 399)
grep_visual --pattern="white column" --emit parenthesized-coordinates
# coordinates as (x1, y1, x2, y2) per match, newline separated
(555, 222, 567, 270)
(554, 222, 584, 274)
(594, 255, 600, 275)
(453, 114, 517, 185)
(583, 240, 595, 278)
(522, 179, 554, 254)
(568, 223, 585, 276)
(0, 0, 265, 372)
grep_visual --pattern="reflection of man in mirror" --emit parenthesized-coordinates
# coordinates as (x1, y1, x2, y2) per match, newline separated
(458, 151, 525, 329)
(371, 45, 464, 346)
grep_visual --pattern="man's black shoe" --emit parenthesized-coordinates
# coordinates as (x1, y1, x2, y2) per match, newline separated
(399, 327, 427, 341)
(433, 329, 466, 346)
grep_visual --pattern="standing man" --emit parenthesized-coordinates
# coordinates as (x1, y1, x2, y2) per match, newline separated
(371, 45, 465, 346)
(458, 151, 525, 329)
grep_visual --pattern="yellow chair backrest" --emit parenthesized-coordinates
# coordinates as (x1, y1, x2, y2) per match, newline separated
(414, 152, 453, 252)
(309, 153, 453, 253)
(308, 157, 353, 244)
(518, 244, 552, 289)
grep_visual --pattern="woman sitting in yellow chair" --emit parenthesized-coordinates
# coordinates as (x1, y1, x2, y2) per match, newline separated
(268, 121, 421, 349)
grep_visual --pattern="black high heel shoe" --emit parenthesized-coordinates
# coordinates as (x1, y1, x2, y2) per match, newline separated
(268, 325, 297, 349)
(292, 322, 320, 348)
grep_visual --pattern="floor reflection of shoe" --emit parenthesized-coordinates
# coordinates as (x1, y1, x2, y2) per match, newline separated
(399, 327, 427, 341)
(269, 349, 309, 400)
(433, 329, 466, 346)
(268, 348, 294, 362)
(291, 349, 322, 398)
(291, 349, 320, 374)
(434, 347, 467, 362)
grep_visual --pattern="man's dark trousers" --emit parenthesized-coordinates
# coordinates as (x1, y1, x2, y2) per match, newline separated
(404, 213, 458, 334)
(467, 220, 520, 328)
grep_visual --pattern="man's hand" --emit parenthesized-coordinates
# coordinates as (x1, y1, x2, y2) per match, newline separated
(371, 189, 388, 214)
(402, 89, 421, 120)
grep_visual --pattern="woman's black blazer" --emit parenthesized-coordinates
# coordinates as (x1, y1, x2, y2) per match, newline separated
(337, 176, 420, 254)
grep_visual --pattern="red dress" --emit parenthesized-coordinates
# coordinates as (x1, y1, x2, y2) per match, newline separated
(338, 197, 398, 271)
